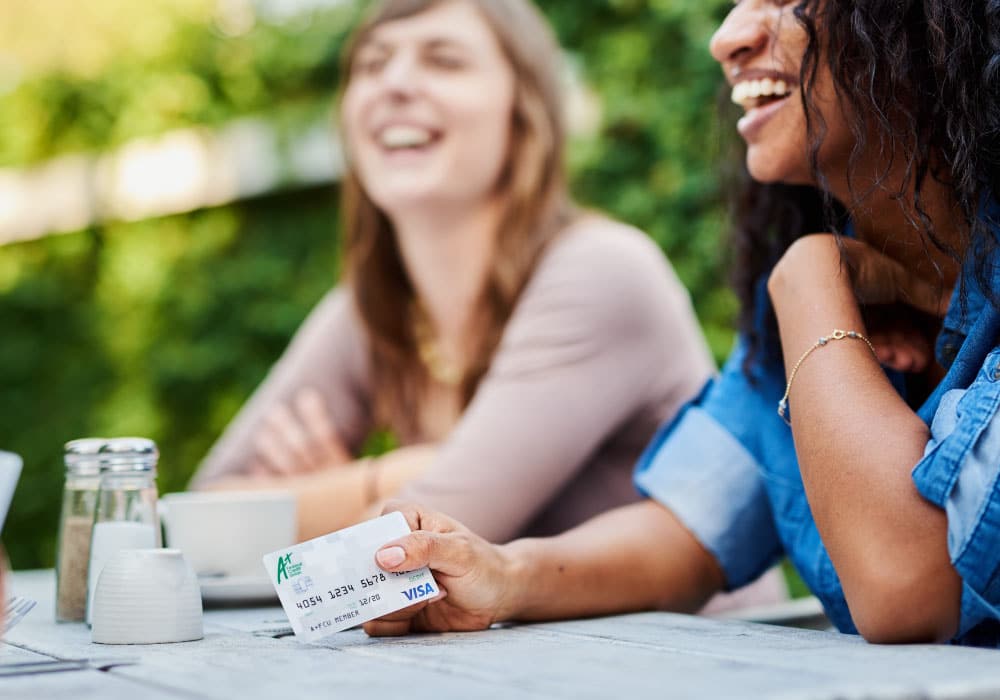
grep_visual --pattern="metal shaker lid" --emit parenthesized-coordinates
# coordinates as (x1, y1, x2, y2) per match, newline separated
(98, 437, 159, 472)
(64, 438, 108, 475)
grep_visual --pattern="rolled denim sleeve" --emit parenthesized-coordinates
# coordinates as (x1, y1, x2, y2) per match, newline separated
(912, 348, 1000, 644)
(634, 340, 783, 590)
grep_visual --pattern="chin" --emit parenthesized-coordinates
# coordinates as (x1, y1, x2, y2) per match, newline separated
(746, 158, 812, 187)
(368, 189, 444, 216)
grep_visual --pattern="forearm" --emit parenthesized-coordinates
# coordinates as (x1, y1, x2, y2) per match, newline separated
(209, 462, 372, 539)
(292, 464, 371, 539)
(769, 245, 959, 641)
(498, 501, 724, 622)
(364, 446, 438, 520)
(214, 446, 436, 540)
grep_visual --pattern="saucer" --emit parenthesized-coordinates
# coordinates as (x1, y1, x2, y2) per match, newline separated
(198, 574, 277, 605)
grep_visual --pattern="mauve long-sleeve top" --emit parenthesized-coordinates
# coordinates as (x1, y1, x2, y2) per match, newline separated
(195, 217, 713, 541)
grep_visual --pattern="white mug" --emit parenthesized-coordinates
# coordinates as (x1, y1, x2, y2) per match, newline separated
(91, 548, 203, 644)
(159, 490, 296, 579)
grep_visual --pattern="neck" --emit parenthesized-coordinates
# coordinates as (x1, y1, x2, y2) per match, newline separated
(389, 199, 502, 353)
(830, 168, 964, 290)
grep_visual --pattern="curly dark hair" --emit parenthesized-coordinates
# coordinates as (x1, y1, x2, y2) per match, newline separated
(731, 0, 1000, 366)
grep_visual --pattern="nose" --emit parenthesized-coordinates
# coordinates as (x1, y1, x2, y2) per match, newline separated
(379, 50, 421, 98)
(709, 2, 769, 70)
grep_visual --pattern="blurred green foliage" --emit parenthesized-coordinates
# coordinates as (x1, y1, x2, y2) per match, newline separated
(0, 0, 738, 569)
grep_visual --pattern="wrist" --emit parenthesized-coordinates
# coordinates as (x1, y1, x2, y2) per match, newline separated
(494, 539, 535, 621)
(362, 457, 381, 505)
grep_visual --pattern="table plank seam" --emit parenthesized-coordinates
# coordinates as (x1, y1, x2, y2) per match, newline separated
(4, 637, 66, 660)
(334, 641, 558, 692)
(5, 636, 210, 699)
(507, 624, 846, 676)
(103, 669, 215, 700)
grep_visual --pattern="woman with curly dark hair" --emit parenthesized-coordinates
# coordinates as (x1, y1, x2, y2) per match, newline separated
(349, 0, 1000, 647)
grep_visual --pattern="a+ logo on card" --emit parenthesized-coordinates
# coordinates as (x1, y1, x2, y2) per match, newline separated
(262, 511, 440, 641)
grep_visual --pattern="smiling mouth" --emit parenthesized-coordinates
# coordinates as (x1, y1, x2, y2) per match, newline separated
(730, 77, 796, 111)
(377, 125, 442, 152)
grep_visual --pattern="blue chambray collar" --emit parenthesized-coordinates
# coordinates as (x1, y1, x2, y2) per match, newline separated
(915, 196, 1000, 424)
(935, 196, 1000, 369)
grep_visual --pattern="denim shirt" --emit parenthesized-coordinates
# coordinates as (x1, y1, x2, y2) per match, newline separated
(635, 206, 1000, 646)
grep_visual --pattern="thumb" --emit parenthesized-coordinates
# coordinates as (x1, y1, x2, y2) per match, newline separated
(375, 531, 472, 578)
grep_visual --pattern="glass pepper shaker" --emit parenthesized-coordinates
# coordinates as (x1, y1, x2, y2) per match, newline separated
(55, 438, 106, 622)
(86, 437, 161, 626)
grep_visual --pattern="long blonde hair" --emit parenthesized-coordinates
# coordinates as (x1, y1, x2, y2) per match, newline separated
(339, 0, 576, 440)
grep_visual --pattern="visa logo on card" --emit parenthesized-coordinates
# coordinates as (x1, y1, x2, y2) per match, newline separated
(262, 511, 440, 641)
(402, 583, 436, 601)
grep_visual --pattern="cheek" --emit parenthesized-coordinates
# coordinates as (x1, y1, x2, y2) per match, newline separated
(804, 96, 858, 180)
(466, 89, 514, 138)
(815, 102, 854, 157)
(339, 87, 372, 159)
(445, 91, 514, 183)
(746, 103, 813, 185)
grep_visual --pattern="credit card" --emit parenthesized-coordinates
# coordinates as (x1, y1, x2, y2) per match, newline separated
(262, 511, 439, 641)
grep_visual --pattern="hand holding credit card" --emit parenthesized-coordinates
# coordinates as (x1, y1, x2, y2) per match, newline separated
(263, 511, 440, 641)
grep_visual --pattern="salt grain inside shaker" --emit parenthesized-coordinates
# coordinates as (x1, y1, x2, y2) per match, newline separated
(55, 438, 106, 623)
(85, 437, 161, 626)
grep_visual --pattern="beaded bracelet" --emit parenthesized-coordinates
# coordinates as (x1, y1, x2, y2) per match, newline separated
(778, 329, 878, 426)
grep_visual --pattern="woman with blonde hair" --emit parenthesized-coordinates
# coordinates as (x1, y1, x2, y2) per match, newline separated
(193, 0, 784, 613)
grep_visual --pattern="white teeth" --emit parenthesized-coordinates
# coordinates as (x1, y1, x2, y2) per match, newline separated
(730, 78, 794, 108)
(380, 125, 434, 149)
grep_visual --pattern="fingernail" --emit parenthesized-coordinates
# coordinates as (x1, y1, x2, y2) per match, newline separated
(377, 546, 405, 568)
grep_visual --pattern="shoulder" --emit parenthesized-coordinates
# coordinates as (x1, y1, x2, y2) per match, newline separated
(536, 215, 673, 281)
(292, 286, 368, 362)
(312, 286, 355, 319)
(493, 216, 703, 376)
(302, 287, 361, 333)
(519, 215, 690, 332)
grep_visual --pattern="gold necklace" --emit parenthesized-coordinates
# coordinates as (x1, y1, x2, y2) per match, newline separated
(412, 304, 463, 387)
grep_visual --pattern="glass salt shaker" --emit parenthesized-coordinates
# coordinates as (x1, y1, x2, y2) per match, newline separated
(86, 437, 161, 626)
(55, 438, 106, 622)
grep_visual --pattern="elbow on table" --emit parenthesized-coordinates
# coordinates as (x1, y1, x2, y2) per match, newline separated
(844, 565, 960, 645)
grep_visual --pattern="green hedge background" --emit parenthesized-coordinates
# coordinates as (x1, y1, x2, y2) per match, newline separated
(1, 0, 748, 574)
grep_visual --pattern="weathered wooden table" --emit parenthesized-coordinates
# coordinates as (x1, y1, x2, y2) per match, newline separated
(5, 569, 1000, 699)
